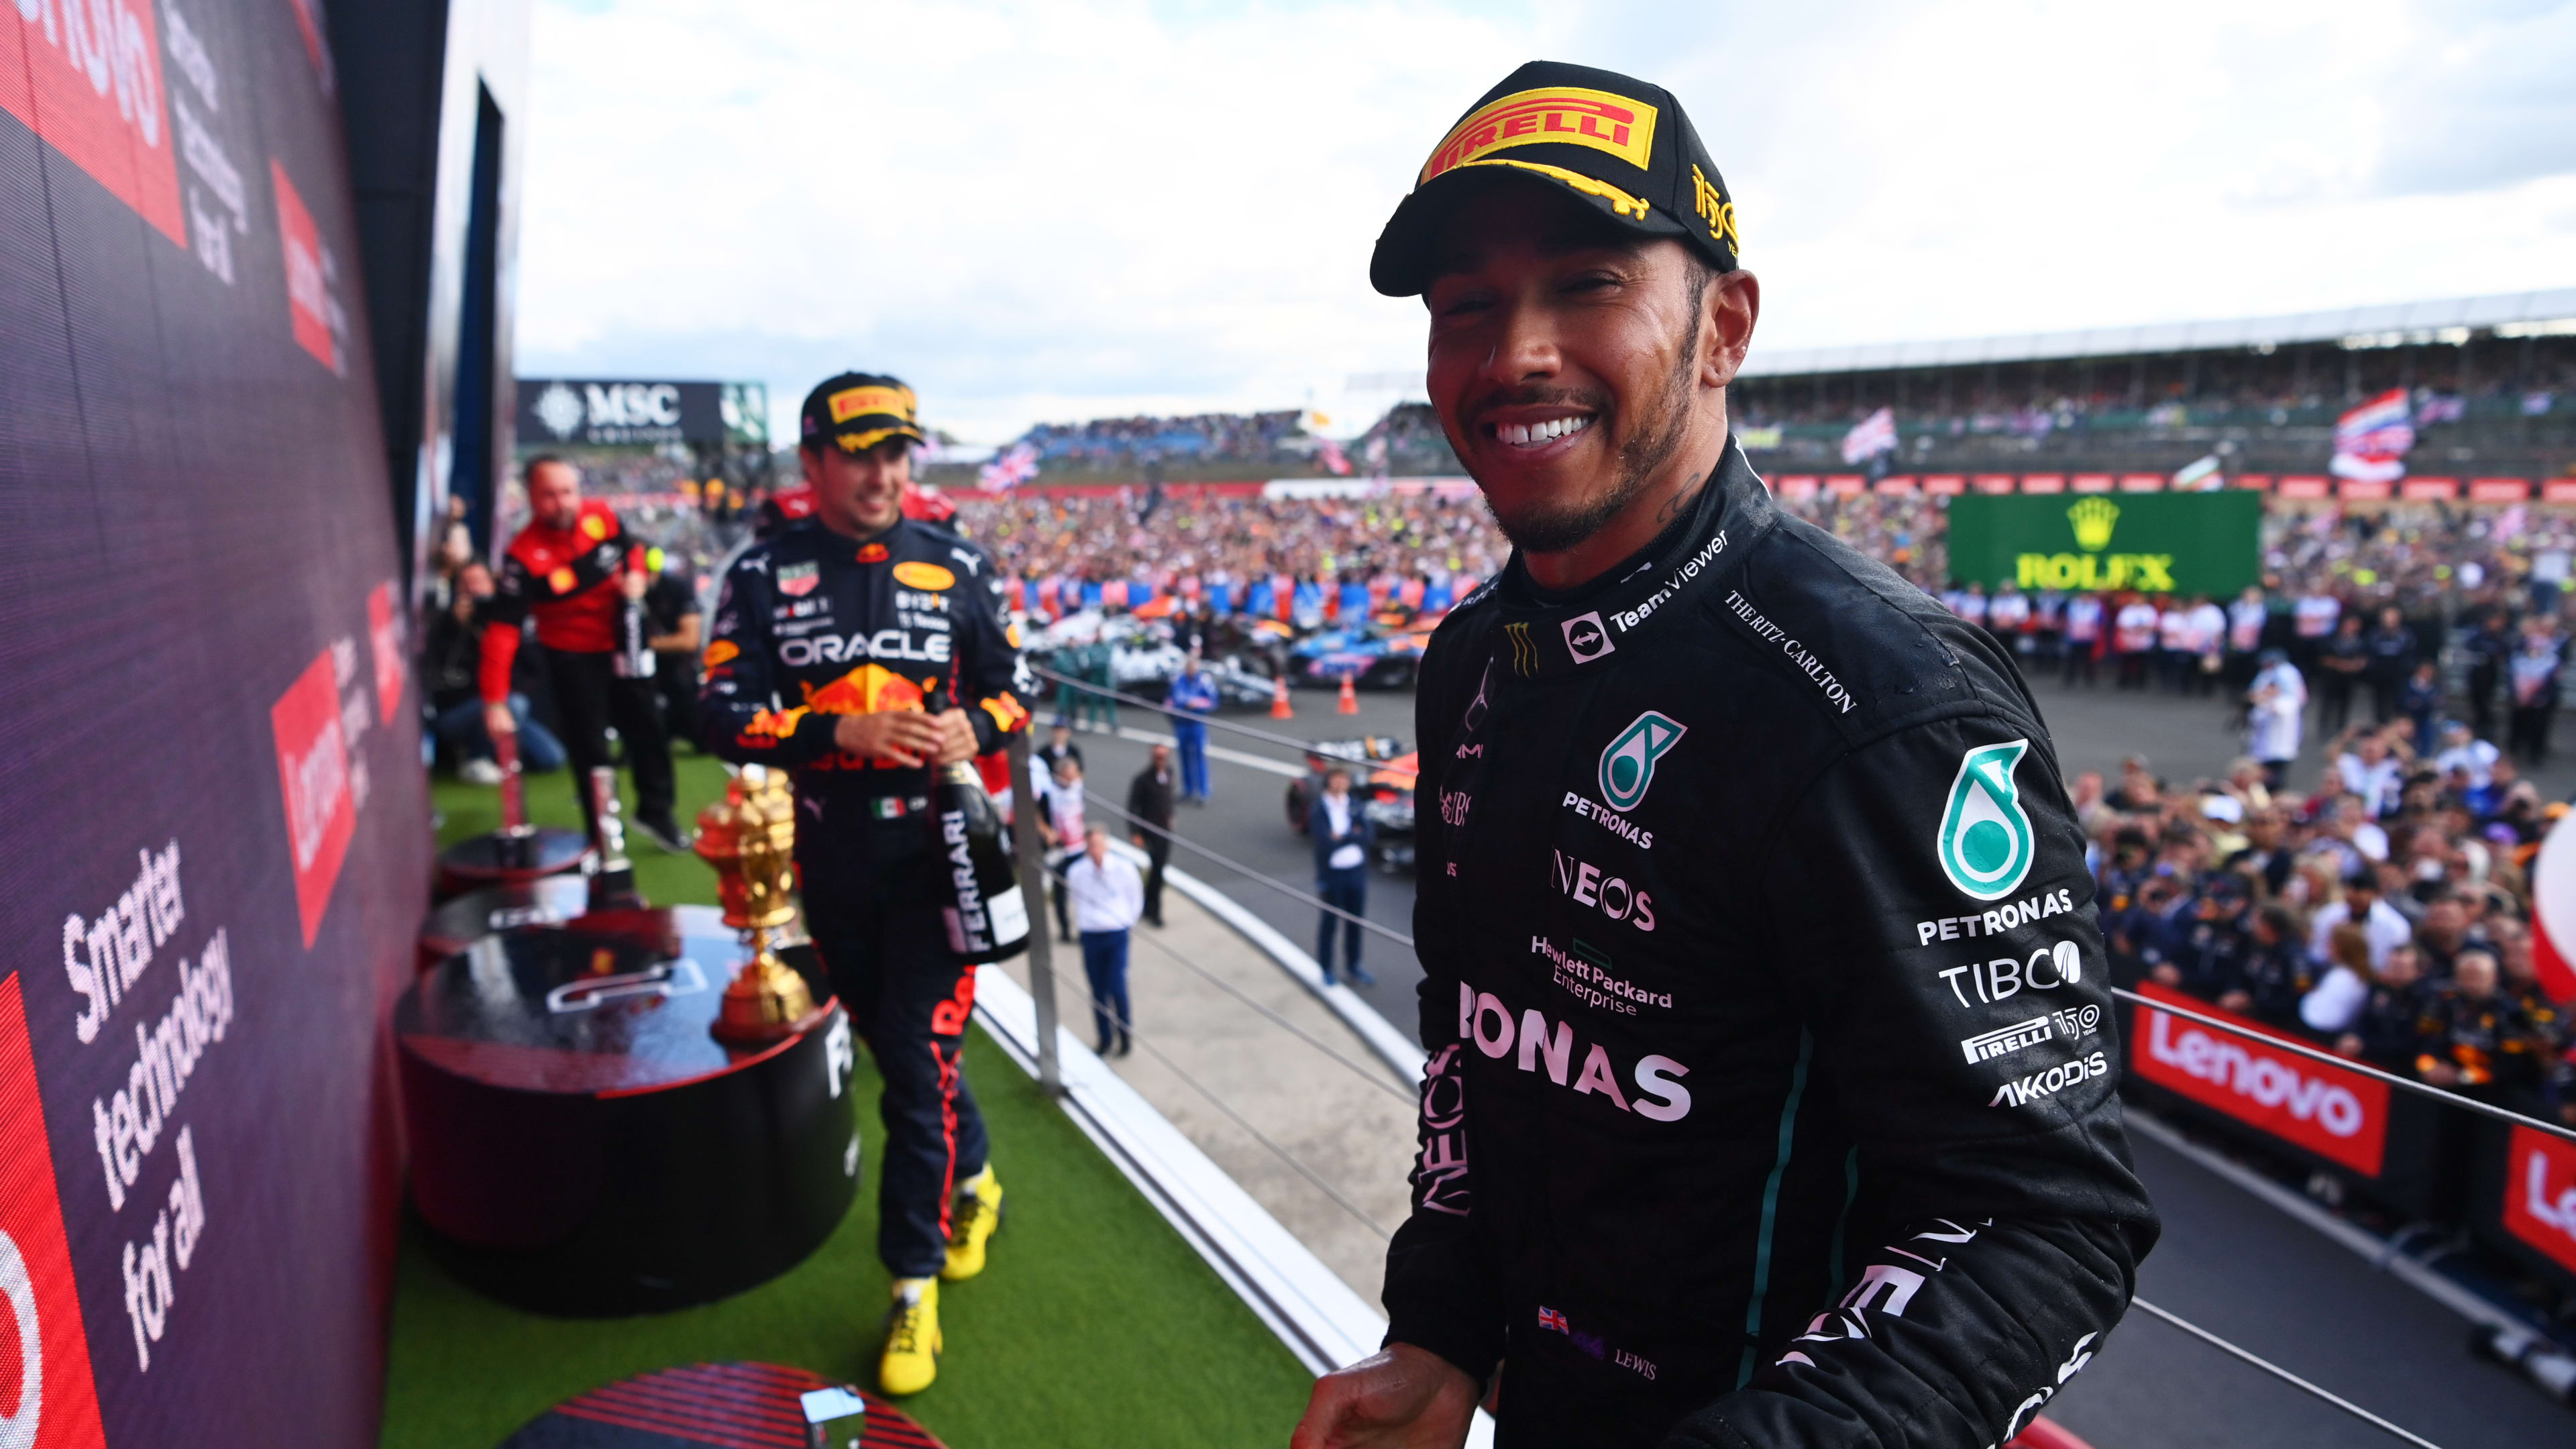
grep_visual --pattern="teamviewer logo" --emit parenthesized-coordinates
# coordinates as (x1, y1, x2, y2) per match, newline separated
(1563, 612, 1615, 663)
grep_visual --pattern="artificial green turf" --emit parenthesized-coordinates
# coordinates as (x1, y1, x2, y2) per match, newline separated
(391, 763, 1317, 1448)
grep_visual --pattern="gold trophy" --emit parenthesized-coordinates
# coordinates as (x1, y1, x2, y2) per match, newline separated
(696, 765, 820, 1045)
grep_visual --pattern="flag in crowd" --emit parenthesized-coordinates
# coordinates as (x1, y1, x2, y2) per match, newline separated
(2329, 388, 2415, 482)
(1841, 406, 1897, 465)
(980, 441, 1040, 490)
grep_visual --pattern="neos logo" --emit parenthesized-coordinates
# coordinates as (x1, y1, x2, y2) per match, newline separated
(0, 1229, 38, 1449)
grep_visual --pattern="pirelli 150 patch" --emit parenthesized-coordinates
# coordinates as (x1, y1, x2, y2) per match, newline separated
(1937, 739, 2035, 902)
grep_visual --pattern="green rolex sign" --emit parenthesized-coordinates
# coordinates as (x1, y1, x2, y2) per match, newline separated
(1945, 492, 2261, 596)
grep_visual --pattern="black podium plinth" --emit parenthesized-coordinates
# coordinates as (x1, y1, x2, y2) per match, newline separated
(416, 873, 597, 971)
(398, 906, 858, 1316)
(433, 825, 594, 900)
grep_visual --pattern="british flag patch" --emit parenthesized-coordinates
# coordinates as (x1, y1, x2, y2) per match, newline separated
(1538, 1306, 1568, 1334)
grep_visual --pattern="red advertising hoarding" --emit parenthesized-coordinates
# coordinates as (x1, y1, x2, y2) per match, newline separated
(2128, 983, 2390, 1176)
(2499, 1125, 2576, 1277)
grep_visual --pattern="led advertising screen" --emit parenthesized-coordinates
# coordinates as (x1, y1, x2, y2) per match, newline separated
(1945, 491, 2263, 596)
(1, 3, 429, 1444)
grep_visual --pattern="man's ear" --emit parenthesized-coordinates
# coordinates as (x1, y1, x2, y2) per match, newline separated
(1704, 269, 1760, 390)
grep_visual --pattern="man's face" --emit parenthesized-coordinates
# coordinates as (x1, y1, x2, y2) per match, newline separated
(458, 562, 494, 600)
(1324, 771, 1350, 799)
(804, 436, 912, 536)
(2455, 953, 2498, 999)
(1151, 745, 1171, 773)
(1086, 830, 1109, 867)
(529, 462, 581, 531)
(1421, 182, 1747, 553)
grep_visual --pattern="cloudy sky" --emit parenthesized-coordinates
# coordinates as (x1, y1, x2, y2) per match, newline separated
(512, 0, 2576, 443)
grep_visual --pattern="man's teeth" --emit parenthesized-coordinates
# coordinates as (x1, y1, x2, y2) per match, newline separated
(1496, 416, 1593, 447)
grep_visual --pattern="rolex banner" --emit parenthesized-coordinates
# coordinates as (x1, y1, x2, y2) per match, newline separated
(2, 3, 430, 1445)
(1945, 492, 2262, 596)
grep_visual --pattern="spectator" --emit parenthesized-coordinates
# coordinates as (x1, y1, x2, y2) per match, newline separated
(2063, 592, 2102, 685)
(1307, 767, 1375, 987)
(2308, 869, 2412, 974)
(1036, 754, 1087, 943)
(2396, 661, 2440, 750)
(643, 548, 702, 750)
(1063, 826, 1144, 1057)
(423, 560, 568, 779)
(2508, 616, 2565, 764)
(2316, 614, 2368, 733)
(2300, 922, 2378, 1034)
(2463, 606, 2515, 743)
(2334, 730, 2404, 818)
(1033, 718, 1083, 794)
(1165, 654, 1220, 804)
(2245, 649, 2306, 788)
(1126, 743, 1177, 929)
(2333, 942, 2429, 1068)
(2364, 604, 2418, 725)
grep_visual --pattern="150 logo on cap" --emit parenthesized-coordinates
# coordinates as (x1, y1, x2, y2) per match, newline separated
(1419, 86, 1658, 185)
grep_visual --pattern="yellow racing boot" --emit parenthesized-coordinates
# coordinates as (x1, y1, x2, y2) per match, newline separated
(941, 1165, 1004, 1281)
(877, 1278, 941, 1396)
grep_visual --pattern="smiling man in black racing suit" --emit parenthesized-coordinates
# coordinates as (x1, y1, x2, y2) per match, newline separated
(1291, 64, 2157, 1449)
(700, 372, 1032, 1397)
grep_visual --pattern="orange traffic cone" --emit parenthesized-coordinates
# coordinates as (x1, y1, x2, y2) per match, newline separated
(1270, 674, 1295, 719)
(1337, 675, 1359, 714)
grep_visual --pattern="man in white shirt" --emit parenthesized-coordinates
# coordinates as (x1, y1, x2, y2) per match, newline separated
(2225, 584, 2268, 688)
(2306, 870, 2412, 973)
(1063, 826, 1146, 1056)
(1309, 767, 1377, 985)
(1987, 582, 2033, 645)
(2186, 594, 2227, 696)
(2431, 720, 2500, 789)
(2063, 593, 2104, 684)
(2246, 650, 2306, 788)
(2114, 594, 2160, 689)
(2334, 731, 2404, 818)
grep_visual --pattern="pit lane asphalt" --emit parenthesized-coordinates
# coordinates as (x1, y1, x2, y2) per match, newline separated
(1058, 672, 2576, 1445)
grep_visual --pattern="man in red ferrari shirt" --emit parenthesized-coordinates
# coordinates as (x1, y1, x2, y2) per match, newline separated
(480, 455, 686, 850)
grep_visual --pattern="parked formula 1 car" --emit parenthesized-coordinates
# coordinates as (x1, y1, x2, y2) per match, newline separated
(1285, 623, 1436, 690)
(1284, 739, 1416, 873)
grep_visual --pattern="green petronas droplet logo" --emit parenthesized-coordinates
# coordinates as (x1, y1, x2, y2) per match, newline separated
(1937, 739, 2035, 901)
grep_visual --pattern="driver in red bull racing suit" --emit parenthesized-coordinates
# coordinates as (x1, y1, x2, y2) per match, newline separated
(700, 372, 1031, 1397)
(1291, 63, 2158, 1449)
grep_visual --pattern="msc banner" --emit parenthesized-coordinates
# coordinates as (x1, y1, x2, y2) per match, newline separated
(1947, 492, 2261, 596)
(2, 3, 427, 1445)
(516, 377, 768, 446)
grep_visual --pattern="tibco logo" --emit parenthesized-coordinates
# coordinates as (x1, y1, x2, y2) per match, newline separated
(1457, 983, 1690, 1120)
(2145, 1014, 2366, 1137)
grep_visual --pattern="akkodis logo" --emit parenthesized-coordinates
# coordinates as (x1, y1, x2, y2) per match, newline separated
(1937, 739, 2035, 901)
(1598, 711, 1684, 813)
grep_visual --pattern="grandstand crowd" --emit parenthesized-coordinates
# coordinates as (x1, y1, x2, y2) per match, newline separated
(443, 409, 2576, 1134)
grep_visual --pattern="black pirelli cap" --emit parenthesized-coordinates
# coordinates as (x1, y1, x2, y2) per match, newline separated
(1369, 60, 1740, 297)
(799, 372, 926, 453)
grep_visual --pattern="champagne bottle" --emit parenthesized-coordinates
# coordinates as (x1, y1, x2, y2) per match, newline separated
(924, 685, 1028, 963)
(613, 592, 655, 679)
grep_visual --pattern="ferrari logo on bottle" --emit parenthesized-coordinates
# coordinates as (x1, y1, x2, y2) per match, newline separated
(1937, 739, 2035, 901)
(1598, 711, 1685, 812)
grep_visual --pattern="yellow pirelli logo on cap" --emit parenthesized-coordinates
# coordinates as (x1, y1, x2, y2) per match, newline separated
(1419, 86, 1658, 186)
(828, 384, 914, 423)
